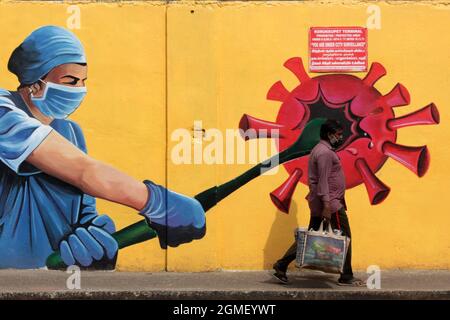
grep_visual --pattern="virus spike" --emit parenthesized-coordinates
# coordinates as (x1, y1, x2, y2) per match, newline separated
(270, 169, 302, 214)
(267, 81, 290, 102)
(383, 83, 410, 107)
(355, 159, 390, 205)
(239, 114, 284, 140)
(387, 103, 440, 130)
(362, 62, 387, 86)
(383, 142, 430, 177)
(283, 57, 310, 83)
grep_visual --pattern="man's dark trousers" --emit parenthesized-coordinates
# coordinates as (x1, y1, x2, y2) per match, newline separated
(274, 207, 353, 280)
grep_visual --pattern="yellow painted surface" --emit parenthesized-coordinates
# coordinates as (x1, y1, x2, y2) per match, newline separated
(167, 1, 450, 271)
(0, 1, 167, 271)
(0, 1, 448, 271)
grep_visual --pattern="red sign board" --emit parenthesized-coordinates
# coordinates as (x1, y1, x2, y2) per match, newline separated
(309, 26, 368, 72)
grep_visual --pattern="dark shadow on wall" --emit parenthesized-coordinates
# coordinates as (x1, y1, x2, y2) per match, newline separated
(263, 200, 308, 270)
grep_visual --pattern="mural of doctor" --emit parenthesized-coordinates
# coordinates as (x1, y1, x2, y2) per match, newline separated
(0, 25, 206, 269)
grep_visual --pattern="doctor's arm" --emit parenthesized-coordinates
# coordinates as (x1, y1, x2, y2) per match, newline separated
(1, 96, 204, 249)
(26, 130, 148, 211)
(26, 130, 206, 248)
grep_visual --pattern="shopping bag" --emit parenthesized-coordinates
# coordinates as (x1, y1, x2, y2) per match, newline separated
(295, 221, 350, 274)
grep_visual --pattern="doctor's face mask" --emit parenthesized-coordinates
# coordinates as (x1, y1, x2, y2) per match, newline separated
(30, 63, 88, 119)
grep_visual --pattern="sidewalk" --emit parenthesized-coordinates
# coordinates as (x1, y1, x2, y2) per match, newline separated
(0, 269, 448, 300)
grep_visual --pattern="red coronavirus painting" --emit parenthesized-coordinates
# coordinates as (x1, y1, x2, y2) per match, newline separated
(239, 57, 440, 213)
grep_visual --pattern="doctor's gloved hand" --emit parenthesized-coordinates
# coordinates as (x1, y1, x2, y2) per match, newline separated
(139, 180, 206, 249)
(59, 215, 118, 268)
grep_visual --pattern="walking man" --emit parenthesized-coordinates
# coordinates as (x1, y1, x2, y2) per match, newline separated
(272, 119, 364, 286)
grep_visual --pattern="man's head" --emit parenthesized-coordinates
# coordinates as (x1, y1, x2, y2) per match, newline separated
(8, 26, 87, 120)
(320, 119, 344, 149)
(8, 25, 87, 85)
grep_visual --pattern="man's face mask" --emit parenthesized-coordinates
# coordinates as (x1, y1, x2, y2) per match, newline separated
(329, 132, 344, 149)
(31, 79, 87, 119)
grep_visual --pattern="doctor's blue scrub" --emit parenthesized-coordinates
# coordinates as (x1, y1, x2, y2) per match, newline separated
(0, 89, 117, 269)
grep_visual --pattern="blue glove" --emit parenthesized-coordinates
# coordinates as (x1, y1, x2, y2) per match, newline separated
(59, 215, 118, 267)
(139, 180, 206, 249)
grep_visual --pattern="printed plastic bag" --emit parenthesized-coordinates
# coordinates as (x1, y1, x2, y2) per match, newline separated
(295, 222, 350, 274)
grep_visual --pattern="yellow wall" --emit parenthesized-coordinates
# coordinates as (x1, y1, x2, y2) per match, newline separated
(0, 1, 449, 271)
(0, 1, 167, 271)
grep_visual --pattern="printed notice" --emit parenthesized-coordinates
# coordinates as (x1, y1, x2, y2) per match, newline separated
(309, 26, 368, 72)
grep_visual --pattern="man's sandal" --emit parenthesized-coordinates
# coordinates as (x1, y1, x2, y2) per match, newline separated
(337, 277, 366, 287)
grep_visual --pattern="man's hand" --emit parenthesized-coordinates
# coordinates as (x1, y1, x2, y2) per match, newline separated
(321, 201, 332, 222)
(139, 180, 206, 249)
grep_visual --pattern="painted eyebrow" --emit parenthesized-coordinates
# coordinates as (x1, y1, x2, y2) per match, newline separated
(61, 75, 88, 81)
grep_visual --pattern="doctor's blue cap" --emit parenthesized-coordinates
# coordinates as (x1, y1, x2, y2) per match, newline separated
(8, 25, 86, 85)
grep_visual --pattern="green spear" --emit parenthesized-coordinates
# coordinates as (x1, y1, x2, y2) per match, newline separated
(46, 118, 326, 269)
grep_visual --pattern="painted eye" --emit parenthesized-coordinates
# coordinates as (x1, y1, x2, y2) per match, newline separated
(61, 77, 79, 85)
